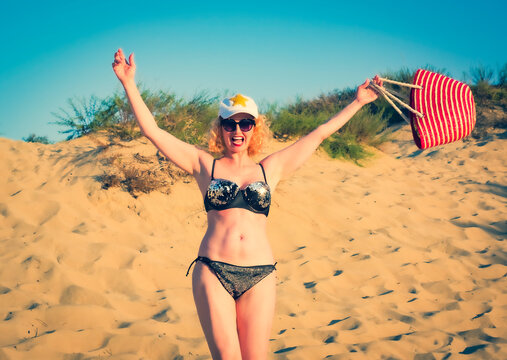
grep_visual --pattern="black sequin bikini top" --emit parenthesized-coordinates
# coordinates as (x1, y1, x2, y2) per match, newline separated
(204, 159, 271, 216)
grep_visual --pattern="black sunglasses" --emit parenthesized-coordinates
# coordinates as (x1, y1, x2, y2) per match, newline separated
(220, 118, 256, 132)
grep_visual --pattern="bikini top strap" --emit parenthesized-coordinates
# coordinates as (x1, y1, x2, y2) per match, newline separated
(259, 163, 267, 183)
(210, 158, 217, 180)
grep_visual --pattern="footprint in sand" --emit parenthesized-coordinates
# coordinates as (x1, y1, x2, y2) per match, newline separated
(311, 329, 338, 344)
(384, 331, 414, 341)
(292, 246, 306, 252)
(273, 346, 297, 354)
(327, 316, 350, 326)
(340, 318, 361, 331)
(414, 352, 439, 359)
(59, 285, 111, 307)
(152, 306, 180, 323)
(457, 328, 504, 354)
(470, 304, 492, 320)
(477, 201, 495, 211)
(378, 289, 394, 296)
(421, 281, 453, 296)
(0, 203, 9, 217)
(71, 222, 88, 235)
(21, 255, 54, 282)
(459, 344, 488, 355)
(475, 247, 489, 254)
(421, 311, 439, 319)
(38, 201, 60, 226)
(303, 281, 317, 293)
(443, 302, 460, 311)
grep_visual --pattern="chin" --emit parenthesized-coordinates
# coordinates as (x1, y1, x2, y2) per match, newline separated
(225, 142, 248, 154)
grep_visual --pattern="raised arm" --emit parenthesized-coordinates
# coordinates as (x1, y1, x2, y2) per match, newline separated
(262, 77, 382, 184)
(112, 49, 211, 175)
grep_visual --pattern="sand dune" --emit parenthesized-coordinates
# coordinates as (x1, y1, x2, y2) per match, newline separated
(0, 127, 505, 359)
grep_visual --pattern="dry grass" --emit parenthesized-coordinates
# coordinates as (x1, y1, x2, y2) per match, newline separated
(96, 143, 190, 198)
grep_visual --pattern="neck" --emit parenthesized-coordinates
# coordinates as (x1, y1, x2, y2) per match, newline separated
(222, 149, 253, 167)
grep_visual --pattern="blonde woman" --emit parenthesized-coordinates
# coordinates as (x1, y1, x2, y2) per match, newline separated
(112, 48, 382, 359)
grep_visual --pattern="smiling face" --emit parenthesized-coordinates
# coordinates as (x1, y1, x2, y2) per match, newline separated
(221, 113, 256, 154)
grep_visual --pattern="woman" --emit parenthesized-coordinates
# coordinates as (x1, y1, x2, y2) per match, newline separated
(112, 48, 382, 359)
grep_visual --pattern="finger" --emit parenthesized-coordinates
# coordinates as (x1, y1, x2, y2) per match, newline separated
(360, 78, 370, 89)
(119, 49, 127, 61)
(129, 53, 136, 68)
(114, 54, 124, 64)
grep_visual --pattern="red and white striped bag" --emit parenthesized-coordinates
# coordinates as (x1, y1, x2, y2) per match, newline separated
(370, 69, 476, 149)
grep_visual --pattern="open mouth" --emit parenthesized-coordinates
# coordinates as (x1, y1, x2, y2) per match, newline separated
(232, 136, 244, 146)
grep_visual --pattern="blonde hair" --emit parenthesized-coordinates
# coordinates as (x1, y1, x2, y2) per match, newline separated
(208, 115, 271, 156)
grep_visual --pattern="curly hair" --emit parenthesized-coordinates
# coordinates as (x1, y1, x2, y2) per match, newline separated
(208, 115, 271, 156)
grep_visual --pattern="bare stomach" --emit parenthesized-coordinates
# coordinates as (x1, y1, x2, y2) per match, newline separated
(197, 209, 274, 265)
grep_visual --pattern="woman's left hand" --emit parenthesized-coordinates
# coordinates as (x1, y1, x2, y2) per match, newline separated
(355, 75, 383, 105)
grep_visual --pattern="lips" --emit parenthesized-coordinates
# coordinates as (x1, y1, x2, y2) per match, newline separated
(232, 136, 244, 146)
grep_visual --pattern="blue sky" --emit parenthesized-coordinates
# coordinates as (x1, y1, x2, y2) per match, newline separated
(1, 0, 505, 142)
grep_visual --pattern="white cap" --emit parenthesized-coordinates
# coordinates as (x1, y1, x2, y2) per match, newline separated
(219, 94, 259, 119)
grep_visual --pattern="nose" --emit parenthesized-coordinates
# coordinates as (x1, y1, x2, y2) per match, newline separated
(233, 124, 242, 134)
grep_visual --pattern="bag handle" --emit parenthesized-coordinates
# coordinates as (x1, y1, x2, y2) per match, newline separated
(368, 77, 424, 125)
(378, 77, 423, 90)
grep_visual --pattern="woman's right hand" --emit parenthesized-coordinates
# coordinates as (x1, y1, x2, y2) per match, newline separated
(112, 48, 136, 85)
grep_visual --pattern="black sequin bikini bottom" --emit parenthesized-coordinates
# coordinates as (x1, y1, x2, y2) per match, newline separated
(186, 256, 277, 300)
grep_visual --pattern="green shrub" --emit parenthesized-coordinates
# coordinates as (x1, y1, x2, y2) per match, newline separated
(498, 63, 507, 87)
(469, 65, 494, 85)
(52, 96, 106, 140)
(157, 91, 219, 146)
(322, 109, 389, 164)
(269, 92, 389, 163)
(53, 87, 218, 145)
(269, 108, 327, 138)
(51, 64, 506, 166)
(23, 134, 52, 144)
(322, 134, 369, 163)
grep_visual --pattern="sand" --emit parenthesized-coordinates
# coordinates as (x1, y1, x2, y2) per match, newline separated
(0, 127, 505, 359)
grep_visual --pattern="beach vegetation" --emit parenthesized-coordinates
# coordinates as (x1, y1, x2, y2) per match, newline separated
(52, 96, 105, 140)
(266, 89, 389, 164)
(469, 65, 494, 85)
(52, 64, 506, 172)
(498, 63, 507, 87)
(97, 150, 189, 198)
(53, 87, 219, 145)
(464, 64, 507, 138)
(23, 134, 52, 144)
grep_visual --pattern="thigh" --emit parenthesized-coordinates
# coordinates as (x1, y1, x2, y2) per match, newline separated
(192, 262, 241, 360)
(235, 270, 277, 360)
